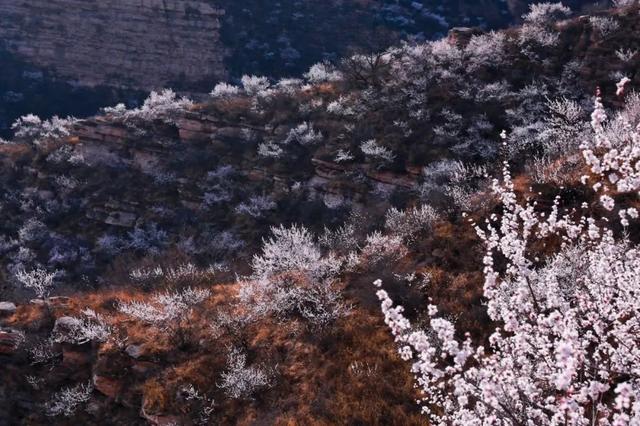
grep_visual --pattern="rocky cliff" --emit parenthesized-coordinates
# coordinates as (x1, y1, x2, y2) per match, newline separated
(0, 0, 227, 91)
(0, 0, 605, 94)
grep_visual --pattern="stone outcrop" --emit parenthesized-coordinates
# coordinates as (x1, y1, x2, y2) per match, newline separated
(125, 344, 145, 359)
(0, 329, 23, 355)
(0, 0, 227, 90)
(0, 302, 16, 317)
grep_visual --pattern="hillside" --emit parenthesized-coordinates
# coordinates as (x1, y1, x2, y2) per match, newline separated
(0, 0, 606, 138)
(1, 2, 640, 425)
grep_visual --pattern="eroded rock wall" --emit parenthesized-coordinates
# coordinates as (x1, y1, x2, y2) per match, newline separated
(0, 0, 227, 90)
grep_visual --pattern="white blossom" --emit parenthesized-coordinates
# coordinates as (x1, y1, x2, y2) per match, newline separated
(360, 139, 395, 163)
(240, 225, 348, 326)
(218, 347, 273, 399)
(211, 82, 241, 98)
(51, 310, 111, 345)
(304, 63, 343, 83)
(44, 382, 93, 417)
(616, 76, 631, 97)
(241, 75, 271, 96)
(119, 287, 210, 329)
(15, 268, 58, 299)
(11, 114, 77, 146)
(376, 86, 640, 425)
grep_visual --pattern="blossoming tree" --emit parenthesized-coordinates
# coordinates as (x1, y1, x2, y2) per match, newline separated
(375, 82, 640, 424)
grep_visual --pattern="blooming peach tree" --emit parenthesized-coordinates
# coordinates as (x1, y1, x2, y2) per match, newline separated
(375, 84, 640, 424)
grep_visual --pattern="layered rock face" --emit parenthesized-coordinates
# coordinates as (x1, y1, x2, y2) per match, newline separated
(0, 0, 604, 94)
(0, 0, 227, 90)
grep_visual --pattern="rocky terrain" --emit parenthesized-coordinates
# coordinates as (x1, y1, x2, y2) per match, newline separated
(0, 0, 227, 90)
(0, 0, 608, 138)
(0, 0, 607, 90)
(1, 1, 640, 425)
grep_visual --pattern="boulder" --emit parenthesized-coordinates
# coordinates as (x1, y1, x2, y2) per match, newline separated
(104, 211, 137, 228)
(0, 329, 24, 355)
(0, 302, 17, 317)
(54, 316, 79, 330)
(125, 344, 144, 359)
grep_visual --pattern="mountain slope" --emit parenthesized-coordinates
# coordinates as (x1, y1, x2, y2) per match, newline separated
(1, 3, 639, 424)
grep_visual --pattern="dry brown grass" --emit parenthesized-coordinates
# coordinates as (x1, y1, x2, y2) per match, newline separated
(5, 276, 427, 424)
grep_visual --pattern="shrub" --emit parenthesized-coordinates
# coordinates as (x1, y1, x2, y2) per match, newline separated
(211, 82, 241, 98)
(28, 339, 60, 365)
(218, 347, 273, 399)
(119, 287, 211, 329)
(51, 309, 112, 345)
(283, 122, 323, 146)
(239, 225, 348, 327)
(235, 195, 276, 218)
(126, 223, 168, 255)
(522, 2, 571, 25)
(11, 114, 77, 146)
(304, 63, 343, 84)
(385, 205, 439, 241)
(589, 16, 620, 37)
(465, 32, 507, 71)
(360, 139, 395, 164)
(18, 218, 49, 243)
(15, 268, 58, 299)
(103, 89, 192, 127)
(519, 2, 571, 47)
(44, 382, 93, 417)
(358, 232, 407, 266)
(257, 141, 284, 158)
(241, 75, 271, 96)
